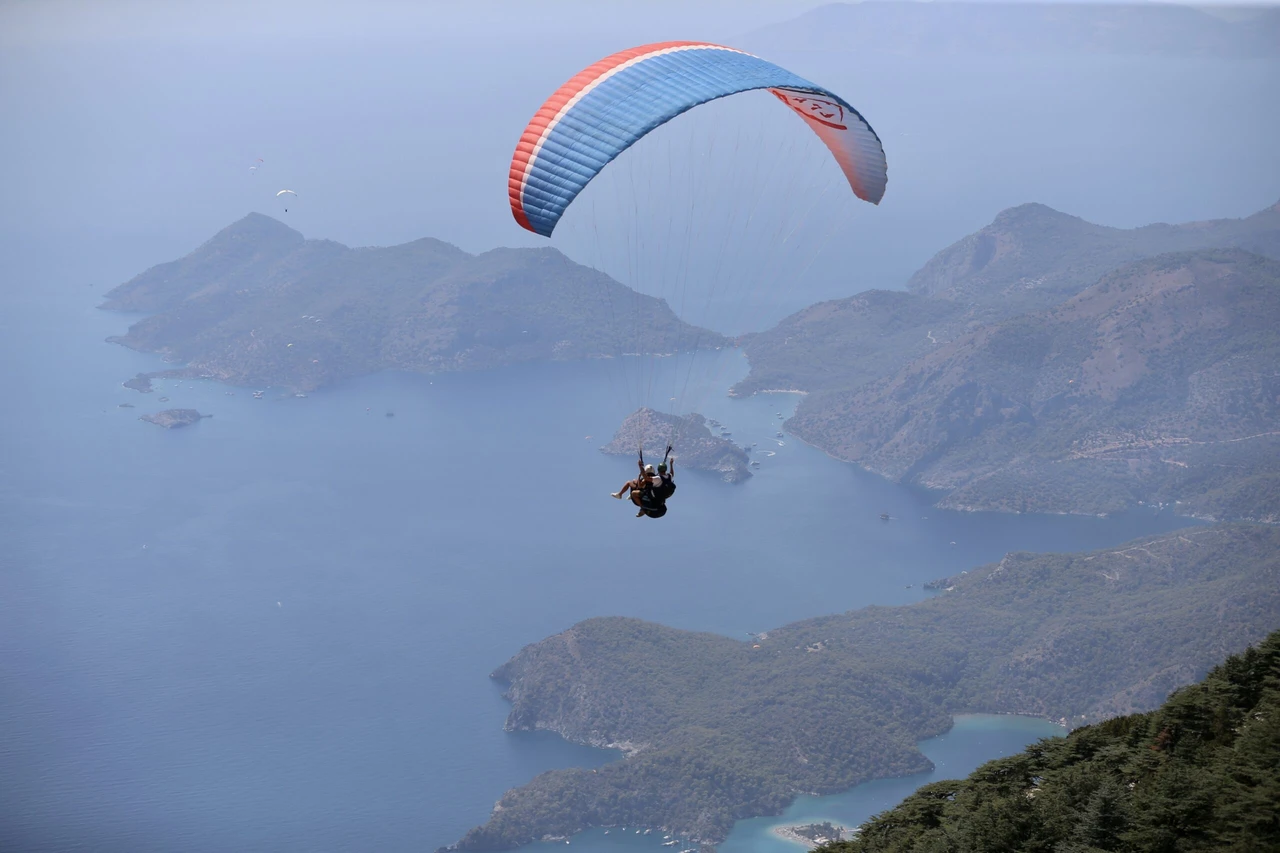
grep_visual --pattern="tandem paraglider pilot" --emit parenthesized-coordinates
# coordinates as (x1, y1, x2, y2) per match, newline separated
(612, 449, 676, 519)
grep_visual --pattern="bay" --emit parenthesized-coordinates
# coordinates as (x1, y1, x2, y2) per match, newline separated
(0, 260, 1192, 852)
(528, 714, 1065, 853)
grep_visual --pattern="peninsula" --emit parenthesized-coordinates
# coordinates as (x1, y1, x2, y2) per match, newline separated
(773, 822, 853, 848)
(445, 524, 1280, 850)
(101, 214, 724, 392)
(601, 408, 751, 483)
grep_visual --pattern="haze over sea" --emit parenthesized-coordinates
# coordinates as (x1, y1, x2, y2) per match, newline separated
(3, 2, 1277, 851)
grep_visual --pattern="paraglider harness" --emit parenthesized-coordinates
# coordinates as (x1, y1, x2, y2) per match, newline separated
(637, 445, 676, 518)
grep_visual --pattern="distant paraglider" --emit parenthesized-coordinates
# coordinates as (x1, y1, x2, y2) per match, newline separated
(249, 158, 264, 175)
(276, 188, 297, 213)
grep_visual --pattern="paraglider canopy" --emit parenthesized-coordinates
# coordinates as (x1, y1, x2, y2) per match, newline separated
(276, 189, 297, 198)
(508, 41, 887, 237)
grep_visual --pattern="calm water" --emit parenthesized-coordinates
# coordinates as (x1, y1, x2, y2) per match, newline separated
(1, 262, 1193, 852)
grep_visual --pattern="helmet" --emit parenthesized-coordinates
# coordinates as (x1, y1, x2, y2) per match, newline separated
(657, 463, 667, 474)
(643, 464, 656, 475)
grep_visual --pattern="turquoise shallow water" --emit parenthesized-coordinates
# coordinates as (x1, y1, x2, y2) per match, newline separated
(0, 261, 1192, 852)
(721, 715, 1064, 853)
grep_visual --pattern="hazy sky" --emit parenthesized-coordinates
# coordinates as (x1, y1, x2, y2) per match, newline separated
(2, 0, 1277, 318)
(2, 1, 831, 45)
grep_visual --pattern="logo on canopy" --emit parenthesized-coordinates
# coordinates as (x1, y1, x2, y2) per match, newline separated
(770, 89, 848, 130)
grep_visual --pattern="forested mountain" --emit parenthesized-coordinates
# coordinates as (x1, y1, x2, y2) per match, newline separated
(444, 524, 1280, 851)
(101, 214, 720, 391)
(823, 629, 1280, 853)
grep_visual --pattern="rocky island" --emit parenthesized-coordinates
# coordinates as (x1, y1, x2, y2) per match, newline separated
(122, 373, 154, 393)
(140, 409, 209, 429)
(601, 408, 751, 483)
(736, 201, 1280, 522)
(100, 214, 723, 393)
(444, 524, 1280, 851)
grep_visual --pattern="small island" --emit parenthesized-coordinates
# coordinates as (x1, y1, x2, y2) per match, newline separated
(772, 822, 853, 848)
(123, 373, 154, 393)
(601, 408, 751, 483)
(141, 409, 210, 429)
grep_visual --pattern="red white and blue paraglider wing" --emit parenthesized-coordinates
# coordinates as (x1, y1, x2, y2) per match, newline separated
(508, 41, 887, 237)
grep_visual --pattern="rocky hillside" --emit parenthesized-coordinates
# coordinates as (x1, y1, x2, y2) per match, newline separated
(732, 290, 964, 398)
(738, 201, 1280, 402)
(101, 214, 722, 391)
(445, 524, 1280, 850)
(907, 200, 1280, 318)
(601, 408, 751, 483)
(789, 249, 1280, 520)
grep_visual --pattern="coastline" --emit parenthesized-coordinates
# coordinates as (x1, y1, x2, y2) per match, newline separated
(783, 425, 1225, 524)
(768, 823, 854, 849)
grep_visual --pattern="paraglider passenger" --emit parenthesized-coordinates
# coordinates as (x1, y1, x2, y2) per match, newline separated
(612, 451, 676, 519)
(612, 462, 662, 516)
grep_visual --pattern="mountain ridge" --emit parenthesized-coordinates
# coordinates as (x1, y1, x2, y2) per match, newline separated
(738, 200, 1280, 520)
(788, 248, 1280, 520)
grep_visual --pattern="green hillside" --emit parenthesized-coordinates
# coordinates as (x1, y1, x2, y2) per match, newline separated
(823, 629, 1280, 853)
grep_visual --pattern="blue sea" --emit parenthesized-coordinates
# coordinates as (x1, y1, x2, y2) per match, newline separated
(0, 251, 1194, 853)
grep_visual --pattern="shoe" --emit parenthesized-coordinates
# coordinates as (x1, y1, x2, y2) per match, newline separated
(636, 509, 646, 517)
(611, 492, 623, 499)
